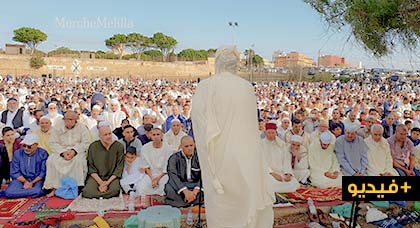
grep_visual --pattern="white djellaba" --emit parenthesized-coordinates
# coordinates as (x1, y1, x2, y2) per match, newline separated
(192, 46, 274, 228)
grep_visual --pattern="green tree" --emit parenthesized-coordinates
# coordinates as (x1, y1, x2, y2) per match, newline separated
(127, 33, 152, 60)
(253, 54, 264, 67)
(178, 49, 208, 61)
(13, 27, 47, 55)
(207, 48, 217, 57)
(304, 0, 420, 56)
(105, 34, 128, 59)
(142, 50, 164, 61)
(48, 47, 80, 57)
(244, 49, 255, 66)
(152, 32, 177, 61)
(29, 56, 45, 69)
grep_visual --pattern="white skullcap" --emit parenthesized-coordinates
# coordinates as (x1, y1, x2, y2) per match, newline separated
(320, 132, 332, 144)
(345, 123, 358, 132)
(28, 102, 36, 107)
(48, 103, 57, 107)
(98, 121, 111, 128)
(171, 118, 181, 124)
(281, 117, 290, 122)
(290, 135, 303, 144)
(92, 105, 101, 111)
(110, 99, 119, 105)
(40, 116, 51, 122)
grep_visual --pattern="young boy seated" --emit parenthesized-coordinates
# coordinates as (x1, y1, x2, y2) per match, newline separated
(120, 146, 145, 194)
(409, 127, 420, 170)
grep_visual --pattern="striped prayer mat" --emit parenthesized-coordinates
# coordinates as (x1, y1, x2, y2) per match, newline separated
(286, 187, 342, 202)
(0, 198, 29, 218)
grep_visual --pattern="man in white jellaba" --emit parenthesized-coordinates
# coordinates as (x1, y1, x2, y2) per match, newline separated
(192, 46, 274, 228)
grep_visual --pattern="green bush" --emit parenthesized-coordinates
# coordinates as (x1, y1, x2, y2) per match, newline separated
(29, 56, 45, 69)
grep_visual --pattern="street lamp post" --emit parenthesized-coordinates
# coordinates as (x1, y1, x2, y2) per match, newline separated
(250, 44, 255, 82)
(228, 22, 239, 45)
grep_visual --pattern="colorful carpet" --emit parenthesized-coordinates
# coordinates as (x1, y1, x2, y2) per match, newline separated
(286, 187, 342, 202)
(0, 198, 29, 218)
(64, 195, 126, 212)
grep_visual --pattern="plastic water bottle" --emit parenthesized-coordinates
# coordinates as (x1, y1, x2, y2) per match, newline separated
(128, 191, 135, 211)
(98, 197, 105, 217)
(307, 198, 317, 215)
(186, 209, 193, 225)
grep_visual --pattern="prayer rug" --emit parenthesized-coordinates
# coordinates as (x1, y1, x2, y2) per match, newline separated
(0, 198, 29, 218)
(64, 195, 125, 212)
(35, 196, 74, 219)
(286, 187, 342, 202)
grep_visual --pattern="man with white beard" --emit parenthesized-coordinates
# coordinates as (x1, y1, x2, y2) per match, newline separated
(365, 124, 398, 176)
(192, 46, 274, 228)
(262, 122, 299, 193)
(164, 119, 187, 153)
(44, 111, 91, 196)
(105, 99, 126, 130)
(45, 103, 63, 126)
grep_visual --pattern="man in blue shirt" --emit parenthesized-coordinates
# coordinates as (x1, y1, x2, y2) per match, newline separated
(5, 134, 48, 198)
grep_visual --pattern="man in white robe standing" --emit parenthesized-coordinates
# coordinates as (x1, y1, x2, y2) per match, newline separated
(308, 132, 342, 188)
(365, 124, 398, 176)
(164, 119, 187, 153)
(192, 46, 274, 228)
(262, 122, 299, 193)
(44, 111, 91, 196)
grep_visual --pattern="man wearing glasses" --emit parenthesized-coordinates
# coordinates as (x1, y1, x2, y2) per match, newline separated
(4, 134, 48, 198)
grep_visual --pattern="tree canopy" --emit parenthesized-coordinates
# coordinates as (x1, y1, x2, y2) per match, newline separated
(127, 33, 152, 60)
(105, 34, 128, 59)
(152, 32, 178, 60)
(13, 27, 47, 55)
(178, 49, 208, 61)
(304, 0, 420, 56)
(48, 47, 80, 57)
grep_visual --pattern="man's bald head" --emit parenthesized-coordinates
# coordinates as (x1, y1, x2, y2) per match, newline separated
(180, 136, 195, 157)
(99, 125, 114, 145)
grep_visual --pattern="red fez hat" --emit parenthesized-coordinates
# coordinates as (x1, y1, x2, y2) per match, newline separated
(265, 122, 277, 130)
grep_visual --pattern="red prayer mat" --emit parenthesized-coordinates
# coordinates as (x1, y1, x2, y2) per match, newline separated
(0, 198, 29, 218)
(286, 187, 342, 202)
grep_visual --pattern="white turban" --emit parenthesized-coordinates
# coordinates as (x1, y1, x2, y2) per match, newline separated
(290, 135, 303, 144)
(345, 123, 358, 132)
(171, 118, 181, 124)
(92, 105, 101, 111)
(320, 132, 332, 144)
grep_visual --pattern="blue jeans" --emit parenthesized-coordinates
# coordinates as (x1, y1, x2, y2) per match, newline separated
(395, 168, 420, 176)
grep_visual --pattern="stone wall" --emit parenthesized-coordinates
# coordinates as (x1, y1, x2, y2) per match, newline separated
(0, 54, 215, 79)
